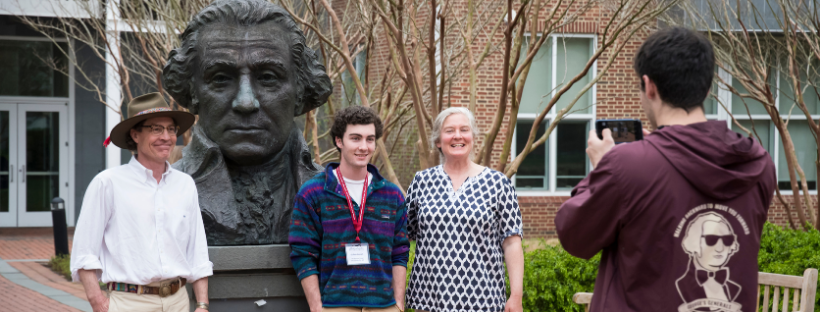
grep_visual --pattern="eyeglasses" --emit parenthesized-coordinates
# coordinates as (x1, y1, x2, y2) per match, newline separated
(142, 124, 179, 136)
(703, 235, 734, 246)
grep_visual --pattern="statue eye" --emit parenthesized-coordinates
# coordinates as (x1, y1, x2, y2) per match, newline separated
(259, 72, 277, 82)
(212, 74, 232, 83)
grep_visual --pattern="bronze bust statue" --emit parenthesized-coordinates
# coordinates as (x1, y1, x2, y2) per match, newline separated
(162, 0, 332, 245)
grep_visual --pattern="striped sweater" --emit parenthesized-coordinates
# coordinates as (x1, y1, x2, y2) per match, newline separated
(289, 163, 410, 308)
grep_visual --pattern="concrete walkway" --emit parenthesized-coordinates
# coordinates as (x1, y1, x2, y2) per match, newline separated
(0, 228, 91, 312)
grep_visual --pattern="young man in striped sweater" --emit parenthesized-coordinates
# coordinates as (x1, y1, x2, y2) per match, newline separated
(289, 106, 410, 312)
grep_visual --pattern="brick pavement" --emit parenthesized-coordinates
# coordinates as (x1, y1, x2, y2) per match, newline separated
(0, 273, 82, 312)
(0, 228, 74, 260)
(0, 227, 87, 312)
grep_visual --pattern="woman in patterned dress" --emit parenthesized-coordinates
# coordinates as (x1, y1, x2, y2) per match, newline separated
(404, 107, 524, 312)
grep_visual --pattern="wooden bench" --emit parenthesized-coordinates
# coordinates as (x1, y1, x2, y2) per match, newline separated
(572, 268, 818, 312)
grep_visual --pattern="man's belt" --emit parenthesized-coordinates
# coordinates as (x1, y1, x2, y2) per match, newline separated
(107, 278, 187, 297)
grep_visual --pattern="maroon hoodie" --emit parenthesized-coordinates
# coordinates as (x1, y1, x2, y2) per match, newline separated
(556, 120, 776, 312)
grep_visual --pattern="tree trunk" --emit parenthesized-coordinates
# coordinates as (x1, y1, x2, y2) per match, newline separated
(377, 138, 404, 193)
(480, 0, 515, 167)
(775, 189, 797, 230)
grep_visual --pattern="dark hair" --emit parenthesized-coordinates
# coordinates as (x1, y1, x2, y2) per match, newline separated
(161, 0, 331, 116)
(125, 120, 146, 152)
(633, 27, 715, 112)
(331, 106, 384, 153)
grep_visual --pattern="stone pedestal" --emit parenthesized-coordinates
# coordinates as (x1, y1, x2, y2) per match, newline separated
(187, 244, 308, 311)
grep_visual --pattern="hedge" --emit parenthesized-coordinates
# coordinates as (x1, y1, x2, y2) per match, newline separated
(758, 222, 820, 312)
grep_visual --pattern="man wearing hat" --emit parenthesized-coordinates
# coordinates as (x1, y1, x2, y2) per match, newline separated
(70, 93, 213, 312)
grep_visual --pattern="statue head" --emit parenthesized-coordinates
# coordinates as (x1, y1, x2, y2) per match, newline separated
(162, 0, 331, 166)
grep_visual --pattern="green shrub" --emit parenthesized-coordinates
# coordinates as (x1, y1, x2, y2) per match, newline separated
(758, 222, 820, 312)
(512, 243, 599, 312)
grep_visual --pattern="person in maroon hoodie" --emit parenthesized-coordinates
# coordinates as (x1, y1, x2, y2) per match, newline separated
(555, 27, 776, 312)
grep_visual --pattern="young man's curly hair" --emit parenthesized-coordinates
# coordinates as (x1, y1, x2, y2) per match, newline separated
(331, 106, 384, 153)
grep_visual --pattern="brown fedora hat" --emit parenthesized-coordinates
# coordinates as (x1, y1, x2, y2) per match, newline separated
(106, 92, 195, 149)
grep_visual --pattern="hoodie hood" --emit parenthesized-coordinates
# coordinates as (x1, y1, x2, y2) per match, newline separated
(645, 120, 772, 200)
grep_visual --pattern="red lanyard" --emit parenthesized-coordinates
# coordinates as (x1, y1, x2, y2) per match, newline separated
(336, 167, 368, 243)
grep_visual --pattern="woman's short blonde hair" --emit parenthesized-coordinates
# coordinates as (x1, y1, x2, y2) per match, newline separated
(430, 107, 480, 160)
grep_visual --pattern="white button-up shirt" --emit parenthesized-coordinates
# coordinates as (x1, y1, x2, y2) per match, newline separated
(70, 157, 213, 285)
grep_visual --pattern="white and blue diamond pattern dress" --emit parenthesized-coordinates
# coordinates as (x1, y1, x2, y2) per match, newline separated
(405, 165, 523, 312)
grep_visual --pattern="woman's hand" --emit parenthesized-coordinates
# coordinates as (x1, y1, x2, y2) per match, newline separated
(505, 294, 523, 312)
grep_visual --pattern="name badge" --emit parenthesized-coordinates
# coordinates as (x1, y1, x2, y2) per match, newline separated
(345, 243, 371, 266)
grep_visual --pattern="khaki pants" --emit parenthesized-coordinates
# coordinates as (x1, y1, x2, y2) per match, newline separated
(322, 305, 402, 312)
(108, 281, 190, 312)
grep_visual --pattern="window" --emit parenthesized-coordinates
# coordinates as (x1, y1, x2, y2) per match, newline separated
(0, 40, 69, 97)
(777, 120, 816, 190)
(556, 122, 589, 188)
(515, 119, 548, 188)
(513, 35, 596, 193)
(720, 64, 820, 192)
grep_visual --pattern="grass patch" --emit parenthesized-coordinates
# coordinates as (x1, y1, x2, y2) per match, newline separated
(48, 254, 71, 280)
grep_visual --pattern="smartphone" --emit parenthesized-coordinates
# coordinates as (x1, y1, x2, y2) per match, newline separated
(595, 119, 643, 144)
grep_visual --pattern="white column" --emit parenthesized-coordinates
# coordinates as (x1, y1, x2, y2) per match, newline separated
(105, 0, 122, 169)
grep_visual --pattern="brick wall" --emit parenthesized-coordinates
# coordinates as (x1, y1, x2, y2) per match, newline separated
(767, 196, 819, 229)
(519, 196, 569, 237)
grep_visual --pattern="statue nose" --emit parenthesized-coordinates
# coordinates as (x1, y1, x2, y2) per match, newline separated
(232, 74, 259, 113)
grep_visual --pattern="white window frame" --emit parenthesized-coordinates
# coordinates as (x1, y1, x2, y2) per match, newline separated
(512, 34, 598, 197)
(714, 67, 819, 195)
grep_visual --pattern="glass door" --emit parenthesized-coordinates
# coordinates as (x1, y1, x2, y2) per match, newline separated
(16, 104, 68, 227)
(0, 104, 17, 227)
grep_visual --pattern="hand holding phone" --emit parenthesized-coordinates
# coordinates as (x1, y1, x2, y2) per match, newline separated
(595, 119, 643, 144)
